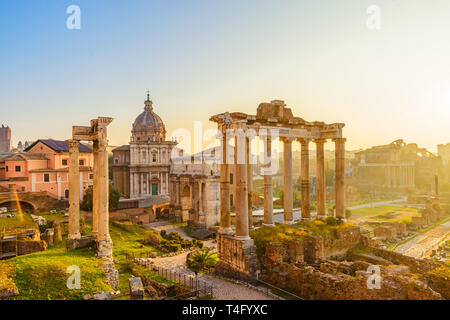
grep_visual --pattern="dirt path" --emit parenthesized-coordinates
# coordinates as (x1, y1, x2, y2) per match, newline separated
(149, 225, 274, 300)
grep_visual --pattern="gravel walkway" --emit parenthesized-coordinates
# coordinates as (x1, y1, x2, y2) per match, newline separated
(148, 224, 274, 300)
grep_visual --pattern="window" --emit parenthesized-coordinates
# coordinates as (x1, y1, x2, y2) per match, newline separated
(230, 173, 233, 184)
(6, 166, 8, 172)
(79, 159, 85, 166)
(62, 159, 68, 166)
(152, 153, 157, 163)
(44, 174, 50, 182)
(115, 158, 118, 164)
(230, 194, 234, 207)
(15, 166, 21, 172)
(89, 173, 94, 180)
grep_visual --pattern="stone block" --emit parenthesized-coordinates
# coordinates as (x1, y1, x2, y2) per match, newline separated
(129, 277, 145, 300)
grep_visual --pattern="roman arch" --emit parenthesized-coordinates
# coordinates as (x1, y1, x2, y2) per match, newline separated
(210, 100, 347, 280)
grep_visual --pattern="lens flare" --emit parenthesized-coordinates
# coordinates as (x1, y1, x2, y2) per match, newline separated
(9, 186, 24, 222)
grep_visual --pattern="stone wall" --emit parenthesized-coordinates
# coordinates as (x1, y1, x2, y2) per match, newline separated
(323, 227, 361, 259)
(215, 233, 259, 282)
(368, 247, 442, 273)
(374, 226, 397, 240)
(17, 240, 47, 255)
(261, 260, 442, 300)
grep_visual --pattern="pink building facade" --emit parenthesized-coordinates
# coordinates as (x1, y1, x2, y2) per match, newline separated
(0, 139, 93, 200)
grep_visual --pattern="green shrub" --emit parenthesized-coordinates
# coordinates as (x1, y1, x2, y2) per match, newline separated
(186, 248, 218, 273)
(325, 216, 339, 226)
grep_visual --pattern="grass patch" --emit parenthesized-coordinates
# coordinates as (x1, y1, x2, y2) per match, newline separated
(0, 213, 36, 236)
(250, 220, 354, 256)
(1, 243, 111, 300)
(350, 205, 420, 223)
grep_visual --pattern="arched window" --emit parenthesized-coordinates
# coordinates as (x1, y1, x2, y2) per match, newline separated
(64, 189, 69, 199)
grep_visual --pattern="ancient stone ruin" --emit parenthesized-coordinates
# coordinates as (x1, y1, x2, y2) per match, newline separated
(66, 117, 118, 289)
(210, 100, 347, 281)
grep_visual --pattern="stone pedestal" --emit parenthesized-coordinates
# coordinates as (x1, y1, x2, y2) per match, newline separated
(216, 233, 259, 283)
(102, 259, 119, 290)
(129, 277, 145, 300)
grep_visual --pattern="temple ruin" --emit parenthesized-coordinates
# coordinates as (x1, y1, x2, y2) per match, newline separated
(210, 100, 347, 280)
(65, 117, 118, 288)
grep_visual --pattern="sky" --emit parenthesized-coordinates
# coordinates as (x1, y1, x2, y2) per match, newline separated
(1, 0, 450, 153)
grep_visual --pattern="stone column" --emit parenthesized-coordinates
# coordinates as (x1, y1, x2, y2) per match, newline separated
(130, 172, 134, 198)
(96, 119, 113, 258)
(198, 180, 204, 225)
(314, 139, 326, 219)
(282, 137, 294, 224)
(219, 128, 232, 234)
(235, 125, 249, 239)
(246, 136, 254, 230)
(263, 135, 274, 226)
(334, 138, 346, 220)
(299, 139, 311, 220)
(176, 177, 181, 208)
(67, 139, 81, 240)
(92, 140, 99, 238)
(386, 166, 391, 188)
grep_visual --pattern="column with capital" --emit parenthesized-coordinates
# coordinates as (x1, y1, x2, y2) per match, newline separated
(334, 138, 346, 220)
(314, 139, 326, 219)
(67, 139, 81, 241)
(282, 137, 294, 224)
(234, 125, 250, 239)
(219, 127, 232, 234)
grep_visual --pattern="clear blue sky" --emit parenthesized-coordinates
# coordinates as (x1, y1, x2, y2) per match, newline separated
(1, 0, 450, 152)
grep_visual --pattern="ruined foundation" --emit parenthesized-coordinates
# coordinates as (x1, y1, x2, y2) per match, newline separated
(215, 233, 259, 283)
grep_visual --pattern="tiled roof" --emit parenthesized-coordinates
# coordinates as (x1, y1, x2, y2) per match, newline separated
(112, 145, 130, 152)
(24, 139, 92, 153)
(2, 153, 48, 161)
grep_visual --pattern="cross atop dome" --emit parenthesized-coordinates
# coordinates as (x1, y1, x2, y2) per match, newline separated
(144, 90, 153, 112)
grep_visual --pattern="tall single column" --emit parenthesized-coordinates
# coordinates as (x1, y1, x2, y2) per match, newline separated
(92, 140, 99, 238)
(299, 139, 311, 220)
(198, 180, 204, 225)
(282, 137, 294, 224)
(263, 135, 274, 226)
(176, 177, 181, 208)
(96, 118, 114, 258)
(67, 139, 81, 240)
(130, 172, 134, 198)
(246, 136, 254, 230)
(334, 138, 346, 220)
(219, 128, 232, 234)
(235, 125, 249, 239)
(314, 139, 326, 219)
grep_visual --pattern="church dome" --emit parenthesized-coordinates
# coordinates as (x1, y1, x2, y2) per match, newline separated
(132, 93, 166, 142)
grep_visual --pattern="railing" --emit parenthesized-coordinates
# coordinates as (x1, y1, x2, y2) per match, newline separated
(151, 265, 214, 298)
(125, 252, 214, 298)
